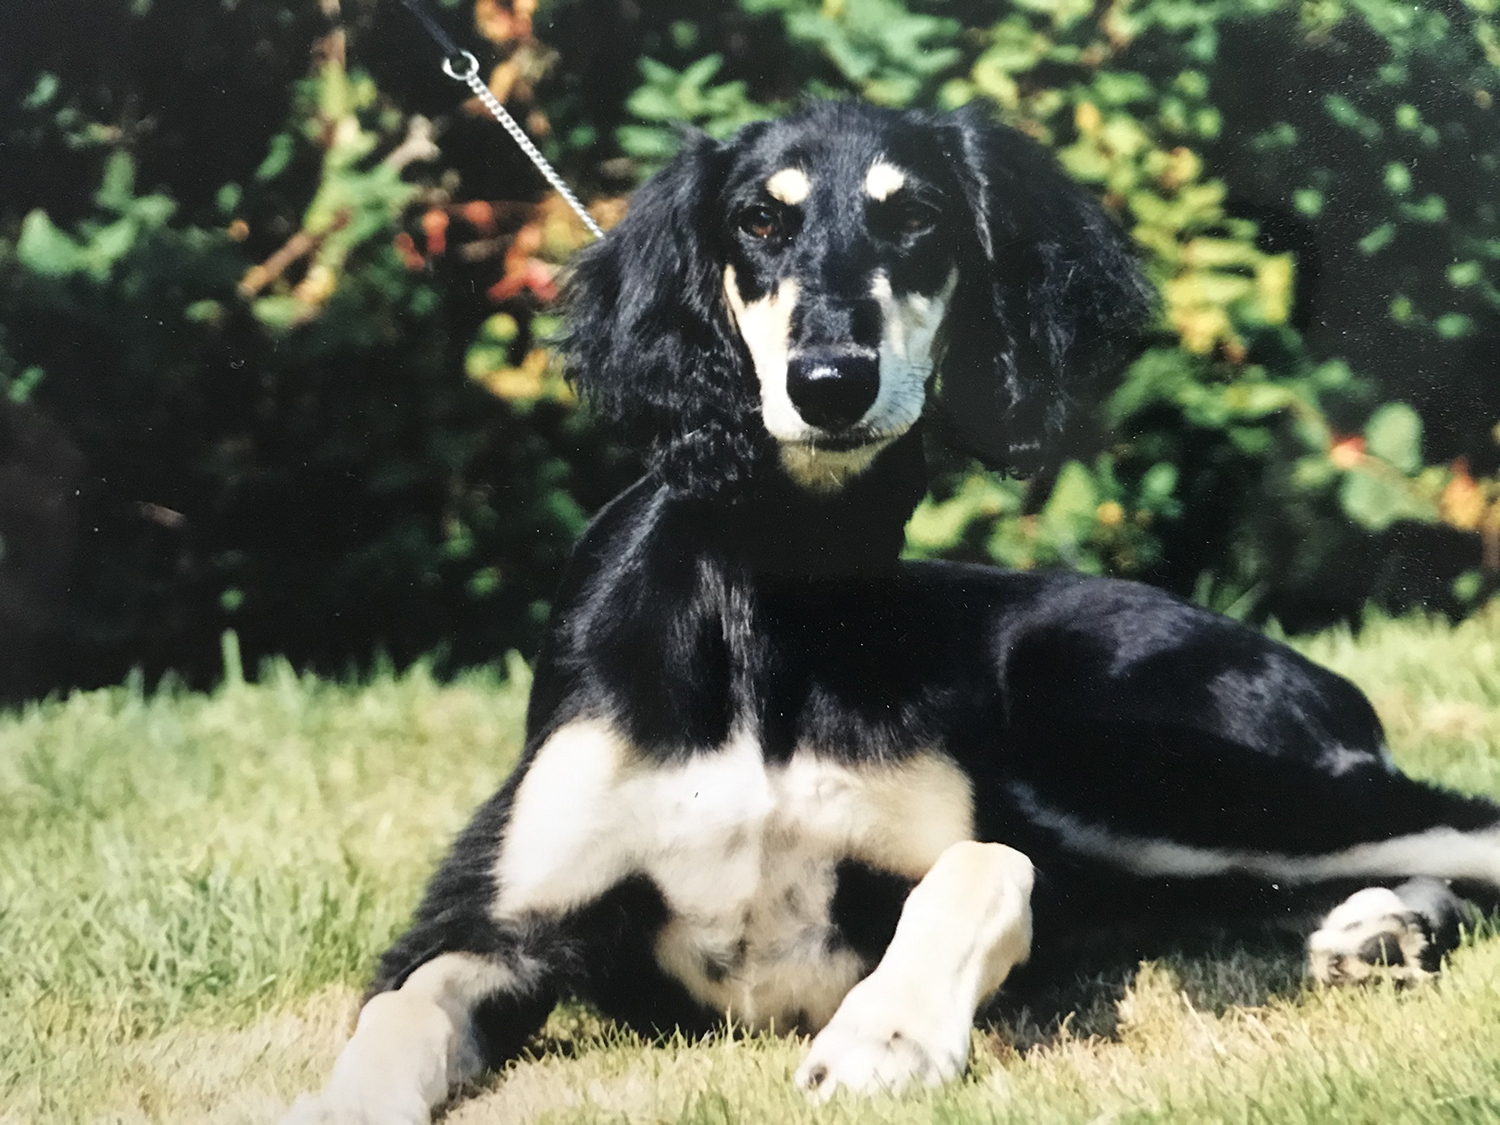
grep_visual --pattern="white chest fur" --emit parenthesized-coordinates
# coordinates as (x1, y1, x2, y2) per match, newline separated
(492, 720, 974, 1031)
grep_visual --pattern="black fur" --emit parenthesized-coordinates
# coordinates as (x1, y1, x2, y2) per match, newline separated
(369, 102, 1498, 1084)
(560, 132, 762, 496)
(560, 102, 1153, 486)
(936, 104, 1154, 473)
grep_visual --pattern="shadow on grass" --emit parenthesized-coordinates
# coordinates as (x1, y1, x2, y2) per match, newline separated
(989, 931, 1309, 1053)
(504, 930, 1311, 1070)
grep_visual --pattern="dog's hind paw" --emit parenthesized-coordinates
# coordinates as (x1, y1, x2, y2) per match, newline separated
(1307, 879, 1465, 985)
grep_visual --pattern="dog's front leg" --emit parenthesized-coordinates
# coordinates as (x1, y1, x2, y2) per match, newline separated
(280, 952, 524, 1125)
(795, 841, 1033, 1101)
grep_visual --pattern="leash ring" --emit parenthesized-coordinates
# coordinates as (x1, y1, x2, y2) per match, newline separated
(441, 50, 480, 83)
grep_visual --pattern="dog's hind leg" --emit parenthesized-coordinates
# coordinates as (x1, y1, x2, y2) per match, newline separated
(1308, 878, 1472, 984)
(795, 841, 1034, 1101)
(1003, 724, 1500, 985)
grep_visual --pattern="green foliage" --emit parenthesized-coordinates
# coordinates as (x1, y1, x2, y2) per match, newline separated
(618, 55, 778, 167)
(0, 4, 627, 691)
(760, 0, 964, 106)
(3, 0, 1500, 697)
(17, 153, 180, 282)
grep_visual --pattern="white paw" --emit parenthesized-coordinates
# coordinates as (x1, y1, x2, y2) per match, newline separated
(793, 974, 968, 1102)
(1307, 886, 1432, 985)
(277, 1091, 429, 1125)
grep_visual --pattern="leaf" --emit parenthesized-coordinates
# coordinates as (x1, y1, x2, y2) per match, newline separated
(6, 367, 44, 404)
(1105, 348, 1196, 424)
(95, 151, 137, 214)
(1448, 261, 1482, 287)
(1398, 194, 1447, 223)
(1039, 460, 1100, 539)
(1358, 223, 1396, 256)
(1364, 402, 1422, 474)
(255, 133, 295, 182)
(129, 194, 177, 229)
(16, 210, 85, 278)
(976, 18, 1048, 74)
(1434, 313, 1474, 339)
(616, 126, 682, 160)
(1293, 188, 1324, 216)
(1453, 570, 1485, 603)
(638, 57, 680, 85)
(1091, 71, 1155, 106)
(84, 216, 141, 279)
(22, 72, 58, 110)
(465, 342, 511, 380)
(1222, 382, 1298, 417)
(625, 86, 682, 122)
(1323, 93, 1382, 142)
(250, 294, 303, 331)
(478, 313, 520, 344)
(678, 54, 725, 90)
(184, 300, 224, 324)
(1140, 462, 1176, 507)
(1338, 470, 1433, 531)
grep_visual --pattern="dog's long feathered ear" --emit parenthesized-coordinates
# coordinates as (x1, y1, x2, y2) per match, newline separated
(936, 105, 1155, 475)
(561, 132, 764, 496)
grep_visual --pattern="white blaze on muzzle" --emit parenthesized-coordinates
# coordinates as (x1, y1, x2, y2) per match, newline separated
(867, 268, 957, 435)
(724, 265, 805, 441)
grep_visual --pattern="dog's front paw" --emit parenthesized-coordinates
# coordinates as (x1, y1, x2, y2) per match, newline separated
(793, 975, 967, 1102)
(278, 1091, 429, 1125)
(1307, 882, 1457, 985)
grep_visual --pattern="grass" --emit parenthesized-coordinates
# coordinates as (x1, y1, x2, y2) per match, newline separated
(4, 612, 1500, 1123)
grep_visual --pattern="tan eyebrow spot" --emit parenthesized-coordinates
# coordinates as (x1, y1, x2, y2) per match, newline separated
(766, 167, 811, 205)
(865, 160, 907, 201)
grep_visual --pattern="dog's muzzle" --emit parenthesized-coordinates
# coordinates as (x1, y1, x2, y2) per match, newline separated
(786, 350, 880, 432)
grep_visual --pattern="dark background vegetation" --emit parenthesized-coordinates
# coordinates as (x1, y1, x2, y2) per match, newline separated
(0, 0, 1497, 701)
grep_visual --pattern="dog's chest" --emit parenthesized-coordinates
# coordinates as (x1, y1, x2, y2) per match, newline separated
(493, 720, 974, 1031)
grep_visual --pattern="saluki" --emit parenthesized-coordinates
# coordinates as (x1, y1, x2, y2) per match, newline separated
(284, 101, 1497, 1123)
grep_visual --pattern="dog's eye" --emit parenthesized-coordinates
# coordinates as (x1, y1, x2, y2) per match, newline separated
(899, 204, 938, 234)
(892, 201, 938, 236)
(871, 198, 939, 240)
(738, 205, 783, 240)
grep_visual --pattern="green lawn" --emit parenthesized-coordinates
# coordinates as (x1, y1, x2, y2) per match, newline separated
(4, 613, 1500, 1124)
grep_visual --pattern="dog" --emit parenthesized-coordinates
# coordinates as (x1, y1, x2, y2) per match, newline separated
(283, 101, 1500, 1123)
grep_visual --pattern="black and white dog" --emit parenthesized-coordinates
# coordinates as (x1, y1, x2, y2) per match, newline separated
(285, 101, 1499, 1123)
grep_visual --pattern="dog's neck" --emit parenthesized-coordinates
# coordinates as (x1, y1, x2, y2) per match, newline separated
(702, 427, 928, 576)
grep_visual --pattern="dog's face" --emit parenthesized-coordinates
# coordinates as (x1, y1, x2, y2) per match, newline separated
(718, 115, 964, 490)
(563, 102, 1152, 497)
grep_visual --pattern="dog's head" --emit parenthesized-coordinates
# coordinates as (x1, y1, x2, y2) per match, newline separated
(563, 101, 1153, 496)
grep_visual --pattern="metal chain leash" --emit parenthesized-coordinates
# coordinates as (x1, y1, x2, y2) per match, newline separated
(398, 0, 604, 240)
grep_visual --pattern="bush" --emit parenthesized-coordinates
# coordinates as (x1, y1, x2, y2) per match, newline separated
(0, 0, 628, 693)
(1, 0, 1498, 698)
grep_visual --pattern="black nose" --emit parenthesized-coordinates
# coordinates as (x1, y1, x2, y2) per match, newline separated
(785, 352, 880, 431)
